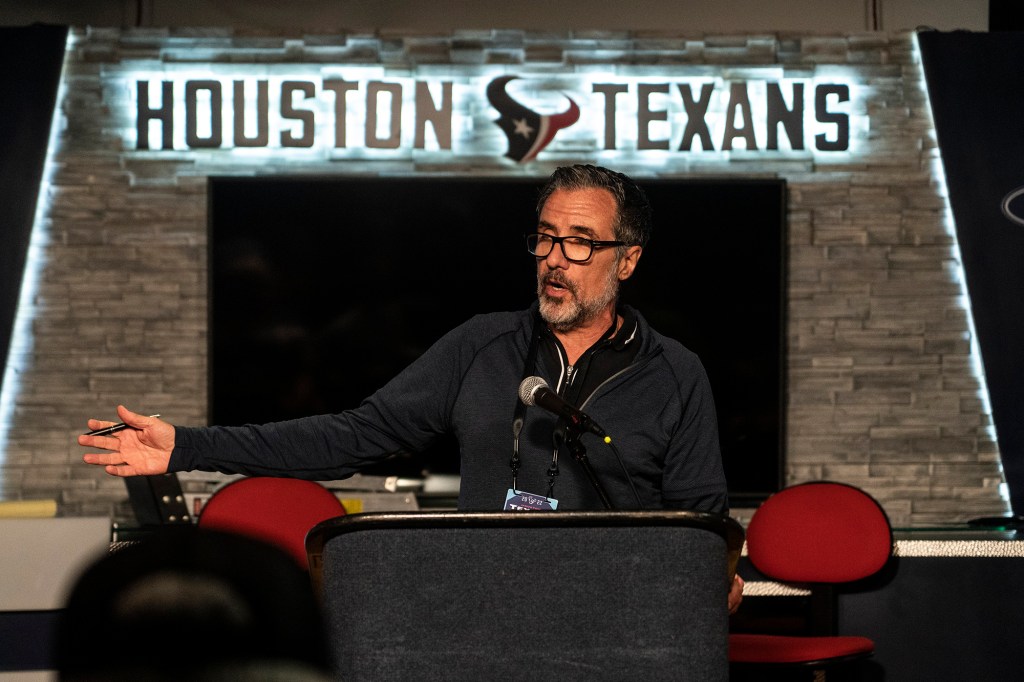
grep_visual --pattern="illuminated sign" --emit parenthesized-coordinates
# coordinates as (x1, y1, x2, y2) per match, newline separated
(123, 67, 864, 162)
(136, 78, 453, 151)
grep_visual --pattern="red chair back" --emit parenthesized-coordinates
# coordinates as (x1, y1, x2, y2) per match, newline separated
(198, 477, 346, 569)
(745, 481, 892, 584)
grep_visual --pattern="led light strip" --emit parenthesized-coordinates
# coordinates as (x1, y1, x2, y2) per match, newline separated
(912, 32, 1009, 508)
(0, 32, 72, 482)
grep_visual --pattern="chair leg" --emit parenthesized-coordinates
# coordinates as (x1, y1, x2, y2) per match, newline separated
(818, 660, 880, 682)
(729, 666, 817, 682)
(730, 662, 879, 682)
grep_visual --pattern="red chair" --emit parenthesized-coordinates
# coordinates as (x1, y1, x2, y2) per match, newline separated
(198, 477, 346, 569)
(729, 481, 892, 678)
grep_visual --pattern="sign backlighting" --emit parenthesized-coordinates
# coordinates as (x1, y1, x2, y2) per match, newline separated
(121, 67, 865, 163)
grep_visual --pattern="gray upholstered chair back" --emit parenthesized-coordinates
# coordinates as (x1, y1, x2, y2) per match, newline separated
(308, 511, 737, 681)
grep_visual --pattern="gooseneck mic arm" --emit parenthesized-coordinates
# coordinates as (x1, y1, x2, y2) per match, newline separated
(519, 376, 614, 509)
(554, 424, 613, 509)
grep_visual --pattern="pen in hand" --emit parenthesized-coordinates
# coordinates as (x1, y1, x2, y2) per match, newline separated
(84, 415, 161, 437)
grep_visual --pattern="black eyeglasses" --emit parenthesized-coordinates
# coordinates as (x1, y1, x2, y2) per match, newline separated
(525, 233, 625, 263)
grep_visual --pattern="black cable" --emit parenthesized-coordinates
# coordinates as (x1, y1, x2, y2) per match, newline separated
(604, 437, 645, 510)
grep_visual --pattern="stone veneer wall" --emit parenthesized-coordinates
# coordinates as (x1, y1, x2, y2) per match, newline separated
(0, 27, 1009, 526)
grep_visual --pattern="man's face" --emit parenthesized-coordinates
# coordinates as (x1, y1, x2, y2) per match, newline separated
(535, 187, 641, 332)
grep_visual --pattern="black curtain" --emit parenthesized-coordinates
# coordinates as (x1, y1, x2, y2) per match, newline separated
(918, 31, 1024, 516)
(0, 24, 68, 395)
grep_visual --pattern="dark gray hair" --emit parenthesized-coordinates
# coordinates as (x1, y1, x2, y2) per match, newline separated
(536, 164, 653, 248)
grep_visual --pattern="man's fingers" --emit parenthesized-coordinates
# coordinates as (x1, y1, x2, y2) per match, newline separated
(83, 453, 144, 477)
(78, 434, 122, 450)
(85, 407, 155, 435)
(727, 574, 745, 615)
(83, 452, 126, 466)
(117, 405, 153, 428)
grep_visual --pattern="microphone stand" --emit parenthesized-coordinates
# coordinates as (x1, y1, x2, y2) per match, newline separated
(557, 425, 614, 510)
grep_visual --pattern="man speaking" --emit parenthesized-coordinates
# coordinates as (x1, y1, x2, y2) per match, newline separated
(80, 164, 741, 608)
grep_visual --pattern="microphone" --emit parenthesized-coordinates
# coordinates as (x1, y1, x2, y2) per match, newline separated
(518, 376, 607, 437)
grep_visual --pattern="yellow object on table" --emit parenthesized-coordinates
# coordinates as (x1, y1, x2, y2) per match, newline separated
(0, 499, 58, 518)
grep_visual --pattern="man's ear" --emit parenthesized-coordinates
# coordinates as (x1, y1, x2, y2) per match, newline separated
(617, 246, 642, 281)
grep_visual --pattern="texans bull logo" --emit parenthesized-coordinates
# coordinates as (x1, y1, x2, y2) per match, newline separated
(486, 75, 580, 163)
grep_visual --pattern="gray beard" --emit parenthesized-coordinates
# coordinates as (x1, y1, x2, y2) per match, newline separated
(537, 268, 620, 333)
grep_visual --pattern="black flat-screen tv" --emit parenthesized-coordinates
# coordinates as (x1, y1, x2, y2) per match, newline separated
(209, 175, 786, 505)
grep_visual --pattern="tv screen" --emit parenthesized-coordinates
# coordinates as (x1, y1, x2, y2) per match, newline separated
(209, 176, 786, 504)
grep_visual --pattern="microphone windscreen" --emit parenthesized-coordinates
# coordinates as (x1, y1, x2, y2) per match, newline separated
(518, 376, 548, 406)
